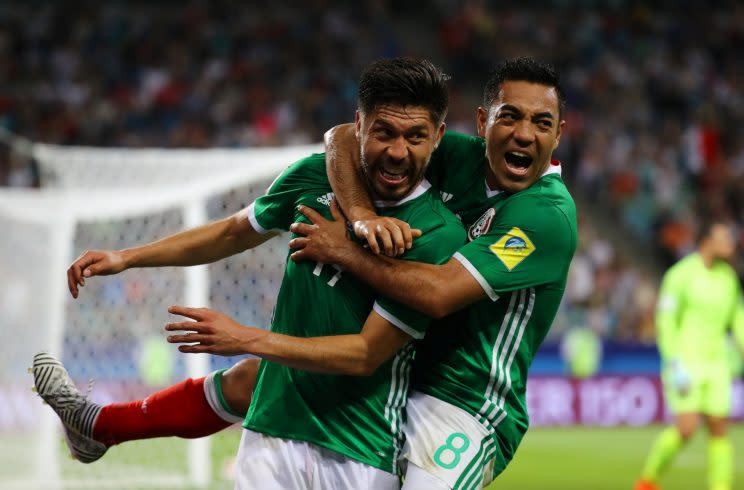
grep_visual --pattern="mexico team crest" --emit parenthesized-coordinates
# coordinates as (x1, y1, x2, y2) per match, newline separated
(489, 227, 535, 270)
(468, 208, 496, 241)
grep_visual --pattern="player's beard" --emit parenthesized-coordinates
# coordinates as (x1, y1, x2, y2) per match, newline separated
(360, 153, 430, 202)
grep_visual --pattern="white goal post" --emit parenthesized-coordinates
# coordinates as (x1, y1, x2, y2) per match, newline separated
(0, 136, 321, 489)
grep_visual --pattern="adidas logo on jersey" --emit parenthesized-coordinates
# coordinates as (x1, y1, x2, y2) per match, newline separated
(316, 192, 335, 206)
(440, 191, 454, 203)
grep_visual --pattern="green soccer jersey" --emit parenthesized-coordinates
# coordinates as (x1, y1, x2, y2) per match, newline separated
(412, 171, 577, 465)
(426, 131, 500, 227)
(243, 153, 466, 473)
(656, 253, 744, 366)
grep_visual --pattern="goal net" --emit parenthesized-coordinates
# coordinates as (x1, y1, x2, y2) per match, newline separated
(0, 137, 321, 489)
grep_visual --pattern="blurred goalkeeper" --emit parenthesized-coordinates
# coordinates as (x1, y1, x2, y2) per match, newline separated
(635, 221, 744, 490)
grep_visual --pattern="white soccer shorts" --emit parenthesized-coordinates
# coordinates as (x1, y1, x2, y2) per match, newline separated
(235, 429, 400, 490)
(401, 391, 498, 490)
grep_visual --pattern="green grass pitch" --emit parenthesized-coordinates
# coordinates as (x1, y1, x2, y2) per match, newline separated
(8, 425, 740, 488)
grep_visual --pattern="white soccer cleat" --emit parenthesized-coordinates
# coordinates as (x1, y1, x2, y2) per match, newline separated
(61, 424, 109, 464)
(32, 351, 108, 463)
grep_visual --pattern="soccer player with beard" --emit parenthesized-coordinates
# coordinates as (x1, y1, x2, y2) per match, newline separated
(290, 57, 577, 489)
(35, 57, 576, 490)
(33, 58, 466, 489)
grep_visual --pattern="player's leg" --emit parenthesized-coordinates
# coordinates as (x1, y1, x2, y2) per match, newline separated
(636, 413, 698, 489)
(234, 430, 399, 490)
(636, 364, 703, 490)
(703, 367, 733, 490)
(312, 442, 400, 490)
(400, 391, 504, 490)
(33, 352, 257, 462)
(401, 462, 449, 490)
(93, 357, 257, 445)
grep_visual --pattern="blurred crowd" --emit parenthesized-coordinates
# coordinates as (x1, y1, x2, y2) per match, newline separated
(1, 1, 742, 344)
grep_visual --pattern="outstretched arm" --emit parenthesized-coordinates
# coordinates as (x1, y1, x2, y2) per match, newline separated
(325, 123, 420, 256)
(165, 306, 411, 377)
(289, 205, 485, 318)
(67, 210, 275, 298)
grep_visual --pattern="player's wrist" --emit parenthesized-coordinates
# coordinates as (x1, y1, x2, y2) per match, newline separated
(348, 206, 378, 225)
(117, 248, 134, 270)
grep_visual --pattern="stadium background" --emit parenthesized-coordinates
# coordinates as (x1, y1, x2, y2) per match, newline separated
(0, 1, 743, 489)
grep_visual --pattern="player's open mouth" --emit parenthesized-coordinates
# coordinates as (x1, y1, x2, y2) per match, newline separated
(504, 151, 533, 176)
(378, 167, 408, 185)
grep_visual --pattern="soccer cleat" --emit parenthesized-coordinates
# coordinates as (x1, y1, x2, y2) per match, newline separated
(634, 480, 660, 490)
(62, 425, 109, 464)
(32, 352, 108, 463)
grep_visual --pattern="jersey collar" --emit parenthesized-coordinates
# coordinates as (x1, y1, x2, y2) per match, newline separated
(374, 179, 431, 208)
(483, 159, 563, 197)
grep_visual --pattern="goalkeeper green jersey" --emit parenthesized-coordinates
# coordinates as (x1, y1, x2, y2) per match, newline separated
(418, 142, 577, 464)
(656, 253, 744, 365)
(244, 153, 466, 473)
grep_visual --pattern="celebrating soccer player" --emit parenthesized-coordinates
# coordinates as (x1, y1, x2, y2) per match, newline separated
(290, 56, 576, 489)
(34, 56, 577, 490)
(635, 222, 744, 490)
(34, 57, 465, 489)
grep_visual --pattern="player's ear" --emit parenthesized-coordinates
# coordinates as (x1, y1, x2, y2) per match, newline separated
(434, 122, 446, 150)
(355, 111, 362, 140)
(476, 107, 488, 137)
(553, 119, 566, 151)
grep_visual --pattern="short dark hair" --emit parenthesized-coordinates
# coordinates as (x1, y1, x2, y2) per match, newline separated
(696, 220, 728, 244)
(483, 57, 565, 117)
(358, 58, 449, 124)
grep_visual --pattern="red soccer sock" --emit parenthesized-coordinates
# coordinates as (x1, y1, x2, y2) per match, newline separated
(92, 377, 233, 446)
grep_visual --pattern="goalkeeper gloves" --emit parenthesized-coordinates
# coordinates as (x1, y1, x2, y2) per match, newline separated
(668, 359, 692, 396)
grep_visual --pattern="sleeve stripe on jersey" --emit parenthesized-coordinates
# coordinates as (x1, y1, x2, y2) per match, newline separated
(244, 202, 271, 234)
(453, 252, 499, 302)
(373, 302, 424, 340)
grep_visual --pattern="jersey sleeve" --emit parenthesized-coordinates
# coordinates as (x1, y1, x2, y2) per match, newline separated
(425, 131, 486, 190)
(452, 196, 576, 301)
(246, 154, 326, 234)
(374, 215, 466, 339)
(655, 265, 686, 360)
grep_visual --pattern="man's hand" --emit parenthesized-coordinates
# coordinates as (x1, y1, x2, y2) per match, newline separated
(289, 201, 355, 264)
(351, 216, 422, 257)
(668, 359, 692, 396)
(165, 305, 263, 356)
(67, 250, 128, 298)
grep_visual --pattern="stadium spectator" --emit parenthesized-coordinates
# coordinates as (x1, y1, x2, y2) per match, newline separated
(1, 2, 742, 344)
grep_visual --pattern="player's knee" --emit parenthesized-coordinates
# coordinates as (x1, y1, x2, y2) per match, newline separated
(676, 425, 696, 442)
(221, 359, 260, 415)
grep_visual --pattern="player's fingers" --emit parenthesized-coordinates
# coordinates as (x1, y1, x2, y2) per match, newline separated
(387, 223, 406, 256)
(168, 305, 204, 321)
(164, 321, 206, 332)
(178, 344, 210, 354)
(376, 224, 394, 256)
(399, 223, 414, 251)
(67, 274, 78, 298)
(288, 237, 308, 250)
(290, 222, 316, 237)
(411, 228, 422, 238)
(75, 255, 100, 278)
(355, 223, 380, 254)
(290, 249, 312, 262)
(167, 333, 212, 345)
(297, 205, 327, 225)
(329, 199, 345, 222)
